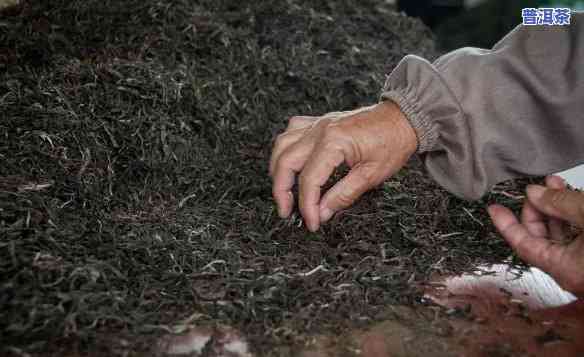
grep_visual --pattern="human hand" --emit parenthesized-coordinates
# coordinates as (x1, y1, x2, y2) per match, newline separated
(270, 101, 417, 232)
(488, 176, 584, 297)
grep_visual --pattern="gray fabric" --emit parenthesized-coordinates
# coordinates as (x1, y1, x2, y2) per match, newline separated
(381, 13, 584, 200)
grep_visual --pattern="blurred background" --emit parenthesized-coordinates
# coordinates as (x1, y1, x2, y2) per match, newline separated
(396, 0, 584, 50)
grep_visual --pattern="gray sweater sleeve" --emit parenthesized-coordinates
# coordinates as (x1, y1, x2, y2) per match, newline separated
(381, 13, 584, 200)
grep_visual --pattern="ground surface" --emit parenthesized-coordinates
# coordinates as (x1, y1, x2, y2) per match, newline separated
(1, 1, 540, 355)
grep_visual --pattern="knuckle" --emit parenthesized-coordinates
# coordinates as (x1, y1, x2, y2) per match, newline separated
(336, 189, 355, 207)
(288, 116, 303, 125)
(276, 152, 293, 170)
(274, 132, 288, 145)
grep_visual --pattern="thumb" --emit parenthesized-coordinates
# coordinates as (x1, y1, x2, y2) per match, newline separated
(319, 164, 378, 222)
(488, 204, 562, 275)
(527, 185, 584, 226)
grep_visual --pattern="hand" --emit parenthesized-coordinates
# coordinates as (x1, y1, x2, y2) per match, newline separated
(270, 101, 418, 232)
(488, 176, 584, 297)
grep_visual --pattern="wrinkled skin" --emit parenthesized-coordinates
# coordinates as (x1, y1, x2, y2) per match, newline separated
(488, 176, 584, 298)
(269, 101, 417, 232)
(270, 102, 584, 297)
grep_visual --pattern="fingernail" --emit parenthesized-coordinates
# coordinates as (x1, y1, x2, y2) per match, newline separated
(277, 206, 285, 218)
(278, 206, 292, 219)
(548, 175, 566, 187)
(486, 205, 498, 216)
(320, 207, 334, 222)
(550, 175, 565, 183)
(308, 223, 319, 232)
(527, 185, 546, 201)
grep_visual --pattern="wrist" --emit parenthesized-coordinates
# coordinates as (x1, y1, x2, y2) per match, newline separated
(375, 100, 418, 156)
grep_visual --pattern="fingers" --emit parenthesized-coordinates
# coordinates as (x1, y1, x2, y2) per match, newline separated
(527, 184, 584, 227)
(270, 116, 318, 177)
(270, 103, 413, 231)
(521, 207, 548, 237)
(521, 199, 548, 237)
(546, 175, 567, 189)
(319, 164, 378, 222)
(488, 204, 562, 274)
(271, 138, 315, 218)
(545, 175, 568, 240)
(519, 176, 567, 237)
(298, 142, 345, 232)
(269, 130, 305, 177)
(286, 116, 316, 130)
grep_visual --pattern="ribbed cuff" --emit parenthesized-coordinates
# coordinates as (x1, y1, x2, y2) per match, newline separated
(380, 89, 438, 154)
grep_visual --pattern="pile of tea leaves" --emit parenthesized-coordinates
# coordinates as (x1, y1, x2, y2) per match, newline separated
(0, 0, 535, 355)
